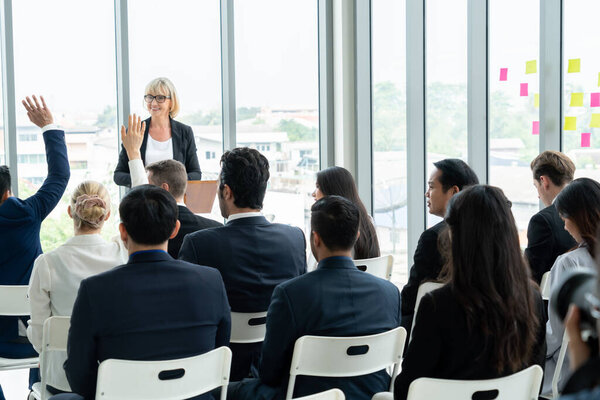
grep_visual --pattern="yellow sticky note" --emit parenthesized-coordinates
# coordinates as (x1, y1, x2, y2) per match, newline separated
(570, 92, 584, 107)
(564, 116, 577, 131)
(568, 58, 581, 73)
(591, 114, 600, 128)
(534, 93, 539, 108)
(598, 72, 600, 86)
(526, 60, 537, 74)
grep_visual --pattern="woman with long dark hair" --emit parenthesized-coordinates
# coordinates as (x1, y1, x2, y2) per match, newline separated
(543, 177, 600, 393)
(394, 185, 545, 400)
(313, 166, 380, 259)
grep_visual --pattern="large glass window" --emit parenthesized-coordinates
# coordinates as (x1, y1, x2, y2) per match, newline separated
(563, 0, 600, 182)
(234, 0, 319, 237)
(425, 0, 468, 228)
(13, 0, 118, 252)
(488, 0, 540, 246)
(372, 0, 407, 287)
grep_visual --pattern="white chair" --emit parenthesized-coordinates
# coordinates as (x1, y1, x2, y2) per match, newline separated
(0, 285, 39, 371)
(409, 282, 444, 342)
(540, 271, 551, 300)
(353, 255, 394, 281)
(230, 311, 267, 343)
(30, 316, 71, 400)
(95, 346, 232, 400)
(404, 364, 543, 400)
(542, 331, 570, 399)
(285, 327, 407, 400)
(295, 388, 345, 399)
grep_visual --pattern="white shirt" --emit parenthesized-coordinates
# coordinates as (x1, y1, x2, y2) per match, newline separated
(144, 135, 173, 166)
(226, 211, 263, 224)
(27, 234, 128, 390)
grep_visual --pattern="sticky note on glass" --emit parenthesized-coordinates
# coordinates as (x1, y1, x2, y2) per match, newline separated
(520, 83, 528, 96)
(570, 92, 584, 107)
(568, 58, 581, 73)
(591, 93, 600, 107)
(499, 68, 508, 81)
(581, 132, 591, 147)
(526, 60, 537, 74)
(564, 116, 577, 130)
(532, 121, 540, 135)
(534, 94, 539, 108)
(591, 114, 600, 128)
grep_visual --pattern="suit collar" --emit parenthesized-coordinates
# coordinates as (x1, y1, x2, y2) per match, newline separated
(128, 249, 173, 264)
(317, 256, 355, 270)
(225, 215, 269, 226)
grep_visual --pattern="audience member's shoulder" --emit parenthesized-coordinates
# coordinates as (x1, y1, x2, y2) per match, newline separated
(0, 196, 30, 217)
(271, 222, 305, 237)
(185, 223, 226, 241)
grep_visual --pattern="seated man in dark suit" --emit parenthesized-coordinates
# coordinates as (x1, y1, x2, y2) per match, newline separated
(179, 147, 307, 381)
(0, 96, 70, 399)
(525, 151, 577, 283)
(120, 114, 222, 258)
(227, 196, 401, 400)
(400, 159, 478, 338)
(51, 185, 231, 400)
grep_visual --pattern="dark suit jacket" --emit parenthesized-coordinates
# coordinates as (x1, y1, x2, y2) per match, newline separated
(394, 284, 546, 400)
(168, 205, 222, 259)
(250, 256, 401, 399)
(400, 221, 446, 339)
(63, 250, 231, 400)
(525, 204, 577, 283)
(179, 215, 306, 381)
(113, 117, 202, 187)
(0, 129, 69, 341)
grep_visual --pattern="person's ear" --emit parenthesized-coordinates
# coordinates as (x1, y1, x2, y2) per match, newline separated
(312, 230, 321, 248)
(161, 183, 169, 192)
(1, 189, 9, 203)
(169, 220, 181, 239)
(104, 209, 111, 221)
(356, 230, 361, 240)
(222, 184, 233, 201)
(67, 205, 73, 219)
(451, 185, 460, 195)
(540, 175, 551, 190)
(119, 223, 129, 249)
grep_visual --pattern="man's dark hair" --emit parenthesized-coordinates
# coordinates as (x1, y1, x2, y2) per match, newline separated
(146, 159, 187, 199)
(433, 159, 479, 192)
(219, 147, 269, 209)
(0, 166, 10, 196)
(311, 195, 359, 251)
(530, 150, 575, 186)
(119, 185, 178, 245)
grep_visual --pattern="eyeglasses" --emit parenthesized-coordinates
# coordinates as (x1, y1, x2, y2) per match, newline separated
(144, 94, 171, 104)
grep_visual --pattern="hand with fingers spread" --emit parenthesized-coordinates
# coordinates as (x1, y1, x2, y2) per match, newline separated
(121, 114, 146, 161)
(22, 95, 54, 128)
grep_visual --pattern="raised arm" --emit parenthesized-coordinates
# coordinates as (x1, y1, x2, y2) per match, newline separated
(122, 114, 148, 187)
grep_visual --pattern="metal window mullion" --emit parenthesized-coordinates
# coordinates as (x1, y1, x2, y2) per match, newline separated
(114, 0, 130, 198)
(318, 0, 334, 169)
(220, 0, 236, 151)
(1, 0, 18, 196)
(406, 0, 426, 265)
(467, 0, 488, 184)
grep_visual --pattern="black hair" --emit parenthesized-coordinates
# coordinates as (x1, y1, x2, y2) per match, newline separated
(119, 185, 178, 245)
(219, 147, 269, 209)
(433, 159, 479, 192)
(311, 195, 360, 252)
(0, 166, 10, 197)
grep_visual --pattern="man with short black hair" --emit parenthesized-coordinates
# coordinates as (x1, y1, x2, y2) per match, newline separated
(57, 185, 230, 400)
(400, 158, 479, 338)
(179, 147, 306, 381)
(526, 151, 577, 283)
(227, 195, 401, 399)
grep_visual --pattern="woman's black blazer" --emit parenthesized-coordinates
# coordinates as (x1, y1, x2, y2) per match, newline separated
(113, 117, 202, 187)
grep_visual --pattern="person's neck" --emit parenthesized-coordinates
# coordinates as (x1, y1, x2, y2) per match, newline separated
(151, 115, 170, 129)
(127, 242, 168, 256)
(316, 249, 352, 262)
(74, 227, 102, 236)
(546, 184, 567, 206)
(175, 196, 185, 205)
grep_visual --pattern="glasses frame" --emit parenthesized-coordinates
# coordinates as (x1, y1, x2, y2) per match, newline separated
(144, 94, 171, 104)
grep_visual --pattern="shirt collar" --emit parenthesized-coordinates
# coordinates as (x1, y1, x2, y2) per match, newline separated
(177, 202, 187, 207)
(226, 211, 263, 224)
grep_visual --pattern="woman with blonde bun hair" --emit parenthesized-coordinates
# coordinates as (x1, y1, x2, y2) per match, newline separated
(27, 181, 128, 394)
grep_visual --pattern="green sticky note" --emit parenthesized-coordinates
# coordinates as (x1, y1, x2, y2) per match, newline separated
(534, 94, 539, 108)
(526, 60, 537, 74)
(570, 92, 584, 107)
(568, 58, 581, 73)
(564, 116, 577, 131)
(591, 114, 600, 128)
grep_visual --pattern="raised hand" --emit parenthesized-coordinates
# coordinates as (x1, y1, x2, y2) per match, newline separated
(22, 95, 54, 128)
(121, 114, 146, 160)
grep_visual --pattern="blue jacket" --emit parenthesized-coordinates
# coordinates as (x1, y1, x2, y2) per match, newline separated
(0, 129, 69, 341)
(63, 251, 231, 400)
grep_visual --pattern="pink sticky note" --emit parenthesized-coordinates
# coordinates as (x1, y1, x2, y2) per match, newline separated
(581, 132, 591, 147)
(532, 121, 539, 135)
(499, 68, 508, 81)
(520, 83, 528, 96)
(592, 93, 600, 107)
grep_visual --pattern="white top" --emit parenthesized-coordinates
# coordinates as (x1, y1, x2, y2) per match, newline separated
(27, 234, 128, 390)
(144, 135, 173, 166)
(226, 211, 263, 224)
(542, 245, 596, 393)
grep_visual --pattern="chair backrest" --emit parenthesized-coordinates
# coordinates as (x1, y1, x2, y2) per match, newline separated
(40, 317, 71, 397)
(353, 255, 393, 281)
(230, 311, 268, 343)
(294, 388, 345, 400)
(406, 364, 543, 400)
(540, 271, 551, 301)
(0, 285, 30, 315)
(286, 327, 407, 400)
(95, 346, 232, 400)
(410, 282, 444, 342)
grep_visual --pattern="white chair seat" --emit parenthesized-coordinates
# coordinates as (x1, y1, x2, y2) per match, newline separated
(30, 382, 51, 400)
(0, 357, 38, 370)
(295, 388, 345, 399)
(371, 393, 393, 400)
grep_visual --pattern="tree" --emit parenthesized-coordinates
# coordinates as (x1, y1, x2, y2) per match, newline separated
(96, 105, 117, 129)
(277, 119, 317, 142)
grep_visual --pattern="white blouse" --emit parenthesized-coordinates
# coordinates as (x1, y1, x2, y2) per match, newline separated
(145, 135, 173, 166)
(27, 234, 128, 390)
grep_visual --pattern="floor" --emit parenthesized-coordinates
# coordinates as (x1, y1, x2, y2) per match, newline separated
(1, 369, 30, 400)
